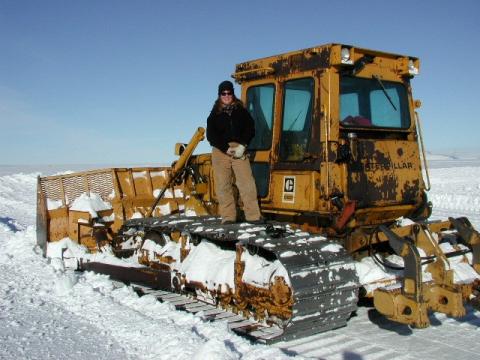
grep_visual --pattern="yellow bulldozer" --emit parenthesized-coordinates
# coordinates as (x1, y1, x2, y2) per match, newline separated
(37, 43, 480, 342)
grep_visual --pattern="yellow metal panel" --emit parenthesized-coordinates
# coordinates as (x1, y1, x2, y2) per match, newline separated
(132, 170, 152, 196)
(48, 207, 69, 241)
(270, 172, 316, 211)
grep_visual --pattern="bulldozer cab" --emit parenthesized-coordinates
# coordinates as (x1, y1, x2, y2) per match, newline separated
(235, 44, 426, 228)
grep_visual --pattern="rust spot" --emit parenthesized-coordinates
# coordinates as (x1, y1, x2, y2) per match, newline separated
(307, 100, 321, 155)
(235, 62, 261, 73)
(270, 48, 331, 77)
(347, 141, 399, 206)
(402, 179, 420, 203)
(397, 148, 404, 156)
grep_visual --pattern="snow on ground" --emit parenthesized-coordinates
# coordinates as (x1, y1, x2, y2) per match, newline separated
(1, 163, 480, 359)
(429, 167, 480, 227)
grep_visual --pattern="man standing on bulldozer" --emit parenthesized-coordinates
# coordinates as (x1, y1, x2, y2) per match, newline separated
(206, 80, 262, 224)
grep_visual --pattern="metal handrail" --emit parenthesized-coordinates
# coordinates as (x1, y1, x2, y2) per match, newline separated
(415, 111, 431, 191)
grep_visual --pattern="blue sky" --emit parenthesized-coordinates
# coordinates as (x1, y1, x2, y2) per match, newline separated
(1, 0, 479, 165)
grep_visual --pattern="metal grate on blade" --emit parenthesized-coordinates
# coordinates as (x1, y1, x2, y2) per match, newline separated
(40, 170, 115, 206)
(87, 172, 115, 201)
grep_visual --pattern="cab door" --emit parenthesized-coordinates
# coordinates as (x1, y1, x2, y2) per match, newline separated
(245, 82, 276, 200)
(270, 77, 320, 212)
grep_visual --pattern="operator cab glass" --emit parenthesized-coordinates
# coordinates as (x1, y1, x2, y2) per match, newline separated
(246, 84, 275, 198)
(246, 84, 275, 150)
(279, 78, 314, 161)
(340, 76, 410, 129)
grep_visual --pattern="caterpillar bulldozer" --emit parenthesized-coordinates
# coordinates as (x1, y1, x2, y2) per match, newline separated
(37, 43, 480, 342)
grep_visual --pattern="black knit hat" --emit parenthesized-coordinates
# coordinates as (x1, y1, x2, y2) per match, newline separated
(218, 80, 234, 95)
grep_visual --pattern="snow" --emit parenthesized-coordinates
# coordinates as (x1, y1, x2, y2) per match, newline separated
(142, 239, 181, 263)
(280, 250, 296, 258)
(238, 232, 255, 239)
(130, 211, 143, 219)
(178, 241, 236, 292)
(184, 208, 197, 216)
(132, 171, 147, 179)
(439, 243, 480, 283)
(47, 198, 63, 210)
(396, 217, 416, 226)
(1, 163, 480, 359)
(153, 188, 184, 199)
(159, 202, 171, 215)
(429, 167, 480, 224)
(102, 213, 115, 222)
(355, 232, 480, 293)
(150, 170, 167, 178)
(69, 192, 112, 218)
(242, 252, 291, 288)
(354, 257, 400, 294)
(174, 188, 184, 198)
(47, 237, 143, 269)
(322, 243, 343, 253)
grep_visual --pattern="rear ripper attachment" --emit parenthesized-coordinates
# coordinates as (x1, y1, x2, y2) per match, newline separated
(102, 215, 360, 342)
(372, 218, 480, 327)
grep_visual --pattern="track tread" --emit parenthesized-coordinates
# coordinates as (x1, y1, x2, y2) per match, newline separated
(122, 215, 360, 343)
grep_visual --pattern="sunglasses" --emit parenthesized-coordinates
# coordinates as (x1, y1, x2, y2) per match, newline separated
(220, 91, 233, 96)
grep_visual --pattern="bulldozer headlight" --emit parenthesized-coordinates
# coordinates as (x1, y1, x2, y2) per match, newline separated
(341, 47, 353, 65)
(408, 59, 419, 75)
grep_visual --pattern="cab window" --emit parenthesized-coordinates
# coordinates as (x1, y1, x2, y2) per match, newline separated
(340, 76, 410, 128)
(246, 84, 275, 150)
(279, 78, 314, 162)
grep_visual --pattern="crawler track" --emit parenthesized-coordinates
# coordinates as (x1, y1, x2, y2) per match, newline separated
(128, 282, 286, 343)
(107, 215, 360, 342)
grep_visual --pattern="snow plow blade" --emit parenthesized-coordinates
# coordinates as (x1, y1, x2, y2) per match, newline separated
(36, 166, 175, 254)
(36, 127, 208, 256)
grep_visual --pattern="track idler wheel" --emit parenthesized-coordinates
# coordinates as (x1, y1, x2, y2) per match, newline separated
(171, 272, 182, 292)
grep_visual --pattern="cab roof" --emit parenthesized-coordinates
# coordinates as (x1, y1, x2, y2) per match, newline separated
(232, 43, 419, 83)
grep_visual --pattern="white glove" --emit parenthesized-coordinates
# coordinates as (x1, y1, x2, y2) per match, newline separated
(233, 144, 246, 158)
(227, 144, 246, 159)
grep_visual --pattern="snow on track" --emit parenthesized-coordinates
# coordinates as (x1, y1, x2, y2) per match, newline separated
(1, 166, 480, 359)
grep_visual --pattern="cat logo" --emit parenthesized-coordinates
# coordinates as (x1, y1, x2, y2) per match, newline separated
(282, 176, 295, 203)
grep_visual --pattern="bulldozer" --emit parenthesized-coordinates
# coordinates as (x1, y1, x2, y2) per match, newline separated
(37, 43, 480, 342)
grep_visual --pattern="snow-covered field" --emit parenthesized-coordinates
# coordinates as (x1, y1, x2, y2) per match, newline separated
(1, 162, 480, 359)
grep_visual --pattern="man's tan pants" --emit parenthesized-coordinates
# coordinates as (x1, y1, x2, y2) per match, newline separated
(211, 147, 261, 222)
